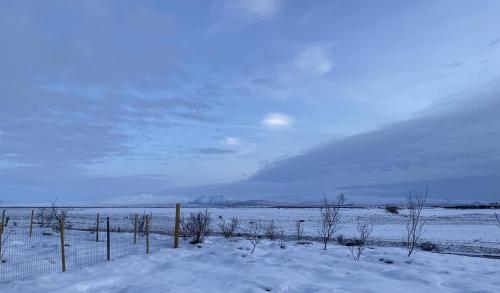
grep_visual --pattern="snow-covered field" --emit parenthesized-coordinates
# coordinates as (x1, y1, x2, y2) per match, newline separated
(76, 206, 500, 252)
(2, 237, 499, 293)
(1, 206, 499, 291)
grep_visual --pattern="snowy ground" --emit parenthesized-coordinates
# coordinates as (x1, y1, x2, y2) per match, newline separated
(6, 207, 499, 246)
(1, 206, 499, 288)
(3, 237, 499, 293)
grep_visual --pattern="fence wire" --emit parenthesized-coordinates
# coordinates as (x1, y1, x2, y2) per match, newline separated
(0, 210, 174, 284)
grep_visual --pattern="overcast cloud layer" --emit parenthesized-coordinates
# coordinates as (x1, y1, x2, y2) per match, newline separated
(1, 1, 500, 203)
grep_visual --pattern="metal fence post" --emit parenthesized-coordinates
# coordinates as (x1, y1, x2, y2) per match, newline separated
(133, 214, 138, 245)
(29, 209, 34, 237)
(0, 210, 4, 257)
(106, 217, 110, 261)
(96, 213, 99, 242)
(146, 215, 150, 254)
(174, 203, 181, 248)
(60, 214, 66, 272)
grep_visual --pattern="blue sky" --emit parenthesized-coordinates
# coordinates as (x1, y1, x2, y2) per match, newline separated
(1, 0, 500, 203)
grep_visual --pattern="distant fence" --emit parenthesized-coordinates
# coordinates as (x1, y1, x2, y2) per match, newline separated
(0, 206, 182, 284)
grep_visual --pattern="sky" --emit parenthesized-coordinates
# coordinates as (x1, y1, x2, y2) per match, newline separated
(1, 0, 500, 204)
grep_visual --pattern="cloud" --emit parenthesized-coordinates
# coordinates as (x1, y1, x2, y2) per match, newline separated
(192, 148, 238, 155)
(233, 0, 282, 18)
(488, 38, 500, 47)
(246, 84, 500, 200)
(261, 113, 293, 127)
(220, 137, 240, 146)
(0, 1, 226, 202)
(294, 45, 333, 76)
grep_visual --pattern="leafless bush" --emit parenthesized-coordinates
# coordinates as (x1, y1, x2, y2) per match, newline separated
(495, 213, 500, 230)
(184, 210, 212, 244)
(246, 219, 262, 255)
(318, 193, 345, 250)
(40, 200, 73, 231)
(295, 220, 304, 241)
(279, 230, 287, 249)
(405, 187, 428, 257)
(130, 212, 153, 238)
(219, 217, 239, 238)
(265, 220, 279, 240)
(348, 217, 374, 261)
(385, 205, 399, 214)
(180, 216, 190, 240)
(35, 208, 50, 228)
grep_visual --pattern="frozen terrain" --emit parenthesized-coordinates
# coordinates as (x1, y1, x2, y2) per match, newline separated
(3, 237, 499, 293)
(1, 206, 499, 291)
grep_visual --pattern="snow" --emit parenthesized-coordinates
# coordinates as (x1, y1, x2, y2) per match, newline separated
(2, 237, 499, 293)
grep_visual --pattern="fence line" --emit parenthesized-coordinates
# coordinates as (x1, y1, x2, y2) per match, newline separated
(0, 205, 182, 284)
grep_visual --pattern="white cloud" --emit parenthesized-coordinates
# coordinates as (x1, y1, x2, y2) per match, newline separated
(234, 0, 281, 18)
(220, 136, 240, 146)
(261, 113, 293, 127)
(294, 45, 333, 76)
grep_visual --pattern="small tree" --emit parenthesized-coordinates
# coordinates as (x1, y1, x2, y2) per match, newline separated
(184, 210, 212, 244)
(495, 213, 500, 229)
(348, 217, 374, 261)
(219, 217, 239, 238)
(318, 193, 345, 250)
(405, 187, 428, 257)
(265, 220, 279, 240)
(48, 200, 72, 231)
(130, 212, 153, 238)
(246, 219, 262, 255)
(35, 207, 50, 228)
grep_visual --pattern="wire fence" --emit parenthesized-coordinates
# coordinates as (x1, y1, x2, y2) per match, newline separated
(0, 210, 174, 284)
(1, 207, 499, 284)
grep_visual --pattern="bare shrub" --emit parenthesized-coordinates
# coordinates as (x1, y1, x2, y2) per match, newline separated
(246, 219, 262, 255)
(405, 187, 428, 257)
(185, 210, 212, 244)
(180, 216, 191, 240)
(295, 220, 304, 241)
(265, 220, 279, 240)
(47, 200, 73, 231)
(35, 208, 50, 228)
(318, 193, 345, 250)
(348, 217, 374, 261)
(495, 213, 500, 230)
(419, 242, 438, 252)
(130, 212, 153, 238)
(219, 217, 239, 238)
(385, 205, 399, 214)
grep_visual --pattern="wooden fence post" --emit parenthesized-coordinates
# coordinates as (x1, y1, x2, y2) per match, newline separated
(106, 217, 110, 261)
(60, 214, 66, 272)
(29, 209, 34, 237)
(1, 210, 6, 259)
(174, 203, 181, 248)
(146, 215, 150, 254)
(0, 223, 3, 258)
(96, 213, 99, 242)
(133, 214, 138, 245)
